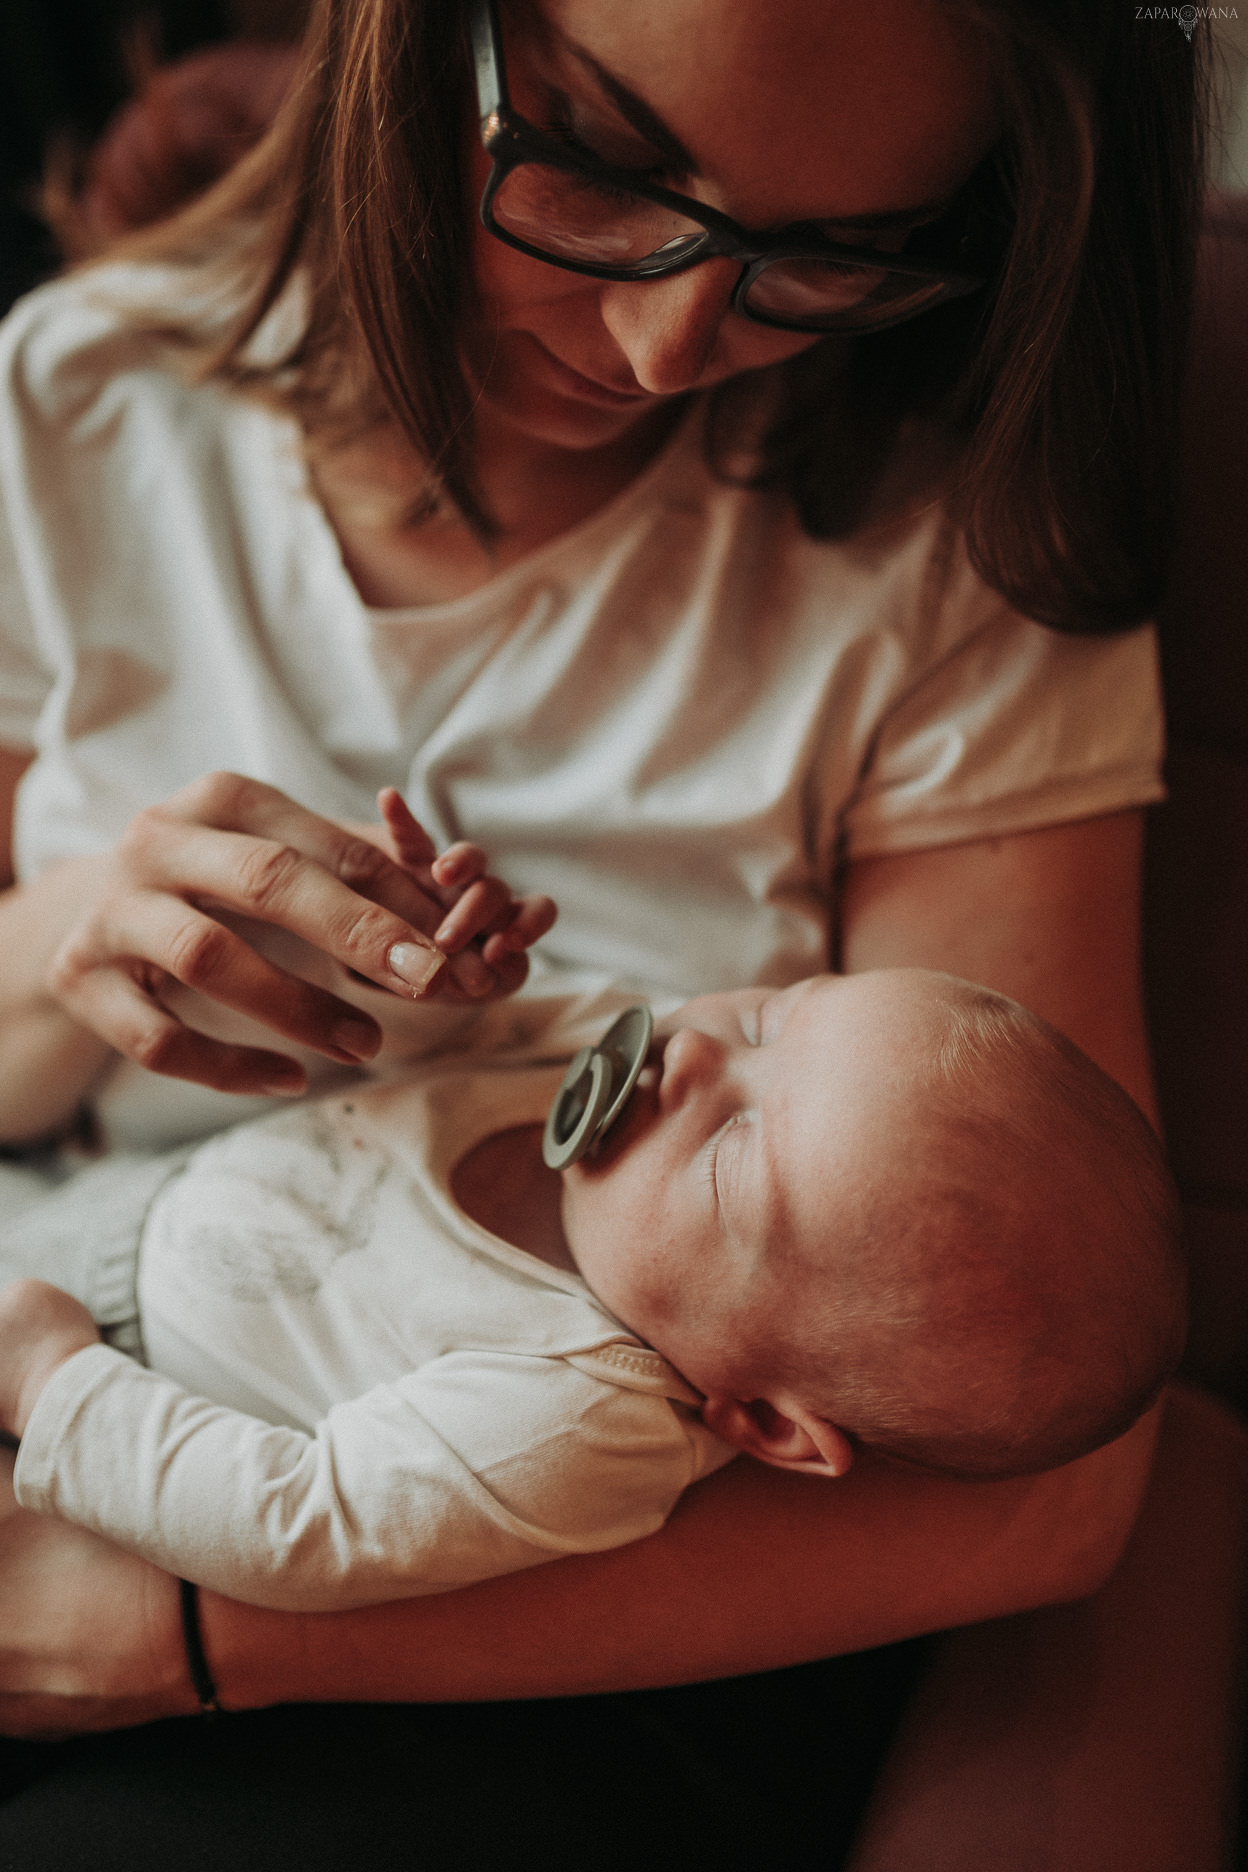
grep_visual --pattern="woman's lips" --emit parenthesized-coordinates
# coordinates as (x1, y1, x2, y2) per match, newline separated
(532, 341, 653, 407)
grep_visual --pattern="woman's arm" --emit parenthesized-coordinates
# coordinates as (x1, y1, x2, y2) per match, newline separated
(0, 1401, 1159, 1735)
(0, 808, 1168, 1732)
(840, 808, 1157, 1120)
(839, 809, 1242, 1872)
(199, 1409, 1158, 1711)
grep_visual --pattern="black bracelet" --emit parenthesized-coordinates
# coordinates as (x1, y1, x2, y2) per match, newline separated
(178, 1578, 222, 1716)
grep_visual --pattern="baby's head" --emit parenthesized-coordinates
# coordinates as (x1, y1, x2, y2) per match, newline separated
(561, 971, 1184, 1480)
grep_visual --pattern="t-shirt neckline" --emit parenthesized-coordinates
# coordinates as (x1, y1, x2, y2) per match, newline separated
(303, 399, 710, 630)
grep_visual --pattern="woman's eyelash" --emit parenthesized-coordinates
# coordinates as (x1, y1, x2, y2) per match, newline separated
(540, 116, 673, 184)
(540, 115, 590, 150)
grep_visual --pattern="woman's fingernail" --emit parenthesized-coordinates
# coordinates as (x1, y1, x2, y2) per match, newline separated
(388, 940, 445, 994)
(451, 949, 494, 997)
(260, 1074, 305, 1098)
(332, 1015, 380, 1061)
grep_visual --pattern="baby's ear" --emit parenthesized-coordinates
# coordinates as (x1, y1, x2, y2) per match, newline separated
(700, 1395, 853, 1477)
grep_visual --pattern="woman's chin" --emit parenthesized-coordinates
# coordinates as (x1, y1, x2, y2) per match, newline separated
(474, 337, 678, 453)
(480, 380, 667, 453)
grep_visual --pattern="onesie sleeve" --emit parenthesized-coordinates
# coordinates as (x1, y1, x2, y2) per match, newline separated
(14, 1342, 729, 1611)
(837, 534, 1165, 860)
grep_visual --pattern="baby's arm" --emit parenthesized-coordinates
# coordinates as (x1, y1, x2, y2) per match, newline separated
(0, 1280, 100, 1442)
(7, 1322, 713, 1612)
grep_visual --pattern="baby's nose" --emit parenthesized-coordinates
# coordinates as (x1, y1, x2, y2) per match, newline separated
(658, 1026, 725, 1105)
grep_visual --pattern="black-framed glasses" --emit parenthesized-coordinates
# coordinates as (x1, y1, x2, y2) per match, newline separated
(470, 0, 987, 335)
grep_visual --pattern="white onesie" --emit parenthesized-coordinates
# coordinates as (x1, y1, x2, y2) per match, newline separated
(12, 1061, 732, 1611)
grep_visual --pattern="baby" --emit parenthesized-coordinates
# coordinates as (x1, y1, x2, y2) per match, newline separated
(0, 969, 1183, 1612)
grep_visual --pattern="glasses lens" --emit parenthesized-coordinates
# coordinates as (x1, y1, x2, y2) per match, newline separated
(492, 162, 711, 271)
(744, 256, 951, 331)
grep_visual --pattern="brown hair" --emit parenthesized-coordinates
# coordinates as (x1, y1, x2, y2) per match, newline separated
(125, 0, 1210, 628)
(733, 4, 1210, 631)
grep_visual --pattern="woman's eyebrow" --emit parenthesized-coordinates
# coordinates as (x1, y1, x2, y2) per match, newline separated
(822, 200, 953, 233)
(557, 38, 699, 171)
(546, 35, 953, 229)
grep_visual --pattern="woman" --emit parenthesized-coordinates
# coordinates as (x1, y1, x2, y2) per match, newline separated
(0, 0, 1239, 1864)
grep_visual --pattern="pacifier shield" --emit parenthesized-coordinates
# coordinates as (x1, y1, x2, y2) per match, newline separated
(542, 1005, 654, 1170)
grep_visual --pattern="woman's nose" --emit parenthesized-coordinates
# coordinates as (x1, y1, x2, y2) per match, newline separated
(659, 1026, 727, 1109)
(598, 258, 741, 395)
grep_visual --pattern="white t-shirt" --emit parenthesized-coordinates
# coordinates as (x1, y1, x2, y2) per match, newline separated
(14, 1062, 732, 1611)
(0, 268, 1165, 1149)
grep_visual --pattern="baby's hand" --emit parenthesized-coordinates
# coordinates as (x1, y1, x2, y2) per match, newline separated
(0, 1281, 100, 1441)
(371, 791, 557, 1003)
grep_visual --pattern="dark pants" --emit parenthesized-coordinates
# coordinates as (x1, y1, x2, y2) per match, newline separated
(0, 1643, 930, 1871)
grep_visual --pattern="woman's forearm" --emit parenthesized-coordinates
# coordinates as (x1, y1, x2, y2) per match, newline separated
(841, 812, 1158, 1122)
(199, 1406, 1160, 1710)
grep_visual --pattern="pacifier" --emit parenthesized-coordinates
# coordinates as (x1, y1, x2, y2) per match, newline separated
(542, 1005, 654, 1170)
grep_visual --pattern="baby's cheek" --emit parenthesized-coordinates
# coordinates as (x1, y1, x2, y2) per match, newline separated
(561, 1167, 647, 1295)
(560, 1167, 615, 1255)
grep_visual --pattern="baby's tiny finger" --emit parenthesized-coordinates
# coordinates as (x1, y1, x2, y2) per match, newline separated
(377, 789, 438, 867)
(449, 947, 495, 998)
(480, 930, 517, 970)
(480, 948, 530, 998)
(480, 895, 557, 960)
(509, 894, 558, 947)
(430, 842, 488, 890)
(434, 875, 512, 951)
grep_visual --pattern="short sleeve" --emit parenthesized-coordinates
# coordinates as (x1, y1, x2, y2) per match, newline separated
(0, 544, 47, 749)
(0, 298, 57, 750)
(839, 540, 1165, 860)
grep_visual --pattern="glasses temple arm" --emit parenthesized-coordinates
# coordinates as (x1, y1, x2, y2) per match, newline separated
(471, 0, 508, 124)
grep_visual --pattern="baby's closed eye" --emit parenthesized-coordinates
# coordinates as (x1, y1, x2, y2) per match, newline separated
(711, 1112, 751, 1209)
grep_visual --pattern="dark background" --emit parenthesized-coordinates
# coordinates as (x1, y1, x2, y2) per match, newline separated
(0, 0, 303, 312)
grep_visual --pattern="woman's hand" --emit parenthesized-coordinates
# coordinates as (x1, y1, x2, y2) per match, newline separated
(41, 773, 555, 1103)
(0, 1281, 99, 1441)
(0, 1448, 195, 1740)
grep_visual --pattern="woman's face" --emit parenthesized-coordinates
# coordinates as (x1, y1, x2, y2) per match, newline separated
(466, 0, 1001, 452)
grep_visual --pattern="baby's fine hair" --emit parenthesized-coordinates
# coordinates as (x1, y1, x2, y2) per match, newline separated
(798, 982, 1185, 1479)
